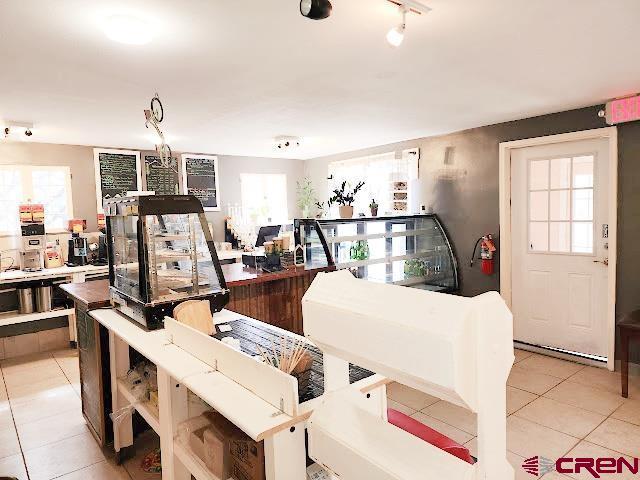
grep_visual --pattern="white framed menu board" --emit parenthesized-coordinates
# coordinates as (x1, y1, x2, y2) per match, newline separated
(180, 154, 220, 211)
(93, 148, 142, 213)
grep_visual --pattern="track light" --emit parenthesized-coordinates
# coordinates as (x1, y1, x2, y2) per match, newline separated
(387, 5, 407, 47)
(300, 0, 332, 20)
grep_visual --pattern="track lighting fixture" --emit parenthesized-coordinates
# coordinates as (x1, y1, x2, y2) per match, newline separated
(300, 0, 332, 20)
(385, 1, 431, 47)
(386, 5, 407, 47)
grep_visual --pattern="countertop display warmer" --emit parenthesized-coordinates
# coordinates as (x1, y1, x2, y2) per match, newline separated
(105, 195, 229, 330)
(294, 214, 458, 292)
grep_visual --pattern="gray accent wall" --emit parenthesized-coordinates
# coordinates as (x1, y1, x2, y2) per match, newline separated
(305, 105, 640, 363)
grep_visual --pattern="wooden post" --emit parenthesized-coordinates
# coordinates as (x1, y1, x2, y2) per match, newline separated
(108, 331, 133, 461)
(264, 421, 306, 480)
(157, 368, 190, 480)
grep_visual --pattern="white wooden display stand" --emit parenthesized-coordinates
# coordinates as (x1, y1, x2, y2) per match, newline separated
(92, 307, 385, 480)
(302, 270, 515, 480)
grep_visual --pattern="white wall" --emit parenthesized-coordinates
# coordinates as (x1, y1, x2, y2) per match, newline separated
(0, 142, 305, 246)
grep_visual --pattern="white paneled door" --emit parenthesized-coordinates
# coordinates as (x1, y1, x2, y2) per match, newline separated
(511, 138, 609, 357)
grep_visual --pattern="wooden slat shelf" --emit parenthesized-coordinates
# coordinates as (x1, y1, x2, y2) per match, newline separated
(173, 441, 227, 480)
(0, 307, 74, 327)
(116, 378, 160, 434)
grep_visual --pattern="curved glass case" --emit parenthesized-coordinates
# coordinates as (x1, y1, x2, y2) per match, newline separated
(294, 214, 458, 292)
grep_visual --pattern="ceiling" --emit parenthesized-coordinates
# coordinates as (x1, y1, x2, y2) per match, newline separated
(0, 0, 638, 160)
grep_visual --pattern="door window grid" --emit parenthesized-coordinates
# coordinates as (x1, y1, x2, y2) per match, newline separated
(528, 155, 594, 254)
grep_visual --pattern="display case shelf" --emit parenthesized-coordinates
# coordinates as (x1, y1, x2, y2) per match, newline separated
(295, 214, 458, 292)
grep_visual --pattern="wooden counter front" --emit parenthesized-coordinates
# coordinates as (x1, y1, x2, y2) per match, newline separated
(221, 263, 332, 334)
(60, 264, 331, 335)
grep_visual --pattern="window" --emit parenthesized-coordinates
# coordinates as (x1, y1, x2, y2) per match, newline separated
(240, 173, 288, 224)
(528, 155, 594, 254)
(328, 152, 416, 216)
(0, 165, 74, 234)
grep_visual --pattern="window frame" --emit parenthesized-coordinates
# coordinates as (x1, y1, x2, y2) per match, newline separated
(239, 173, 289, 225)
(526, 151, 597, 256)
(0, 164, 74, 236)
(328, 151, 415, 217)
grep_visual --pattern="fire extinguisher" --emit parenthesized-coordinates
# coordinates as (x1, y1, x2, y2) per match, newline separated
(470, 234, 497, 275)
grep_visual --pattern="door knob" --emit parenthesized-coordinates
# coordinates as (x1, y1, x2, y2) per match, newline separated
(593, 258, 609, 266)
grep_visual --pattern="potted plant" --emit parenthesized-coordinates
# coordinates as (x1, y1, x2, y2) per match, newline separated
(296, 177, 317, 218)
(315, 201, 325, 218)
(369, 198, 379, 217)
(328, 181, 365, 218)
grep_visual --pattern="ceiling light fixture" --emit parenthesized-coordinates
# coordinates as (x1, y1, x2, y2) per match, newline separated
(103, 14, 152, 45)
(385, 0, 431, 47)
(300, 0, 332, 20)
(3, 121, 34, 140)
(386, 6, 407, 47)
(274, 136, 302, 150)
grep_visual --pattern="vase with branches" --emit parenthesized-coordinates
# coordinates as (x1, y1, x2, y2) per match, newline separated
(328, 180, 365, 218)
(296, 177, 317, 218)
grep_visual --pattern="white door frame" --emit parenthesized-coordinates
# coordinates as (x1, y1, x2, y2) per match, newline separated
(499, 127, 618, 371)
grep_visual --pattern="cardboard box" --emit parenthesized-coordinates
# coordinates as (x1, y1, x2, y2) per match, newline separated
(204, 411, 265, 480)
(229, 436, 265, 480)
(202, 411, 237, 480)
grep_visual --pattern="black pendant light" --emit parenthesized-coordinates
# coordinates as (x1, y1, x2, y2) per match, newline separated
(300, 0, 332, 20)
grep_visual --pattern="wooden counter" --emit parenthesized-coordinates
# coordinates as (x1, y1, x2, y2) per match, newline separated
(60, 264, 332, 335)
(59, 279, 111, 310)
(222, 263, 332, 334)
(59, 278, 112, 447)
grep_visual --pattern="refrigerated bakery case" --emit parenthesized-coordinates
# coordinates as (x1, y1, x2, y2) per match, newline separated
(105, 195, 229, 329)
(294, 214, 458, 292)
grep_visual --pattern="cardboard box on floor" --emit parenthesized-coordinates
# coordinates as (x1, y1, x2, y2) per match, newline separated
(193, 411, 265, 480)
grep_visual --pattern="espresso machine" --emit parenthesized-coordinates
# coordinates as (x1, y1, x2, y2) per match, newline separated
(20, 223, 45, 272)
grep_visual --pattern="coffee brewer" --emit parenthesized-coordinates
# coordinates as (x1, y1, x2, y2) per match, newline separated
(20, 224, 45, 271)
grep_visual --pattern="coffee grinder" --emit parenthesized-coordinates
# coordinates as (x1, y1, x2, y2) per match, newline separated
(66, 219, 88, 267)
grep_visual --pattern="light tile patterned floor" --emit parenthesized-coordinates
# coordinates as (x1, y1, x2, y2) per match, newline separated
(0, 349, 153, 480)
(387, 349, 640, 479)
(0, 347, 638, 479)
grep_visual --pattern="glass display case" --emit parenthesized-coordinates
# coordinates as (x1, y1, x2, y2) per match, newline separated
(105, 195, 229, 329)
(294, 214, 458, 292)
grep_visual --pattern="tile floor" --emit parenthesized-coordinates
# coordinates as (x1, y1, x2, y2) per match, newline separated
(0, 349, 151, 480)
(389, 349, 640, 479)
(0, 347, 638, 479)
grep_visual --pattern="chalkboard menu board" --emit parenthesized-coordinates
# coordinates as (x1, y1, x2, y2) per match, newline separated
(144, 154, 179, 195)
(93, 149, 141, 212)
(181, 154, 220, 211)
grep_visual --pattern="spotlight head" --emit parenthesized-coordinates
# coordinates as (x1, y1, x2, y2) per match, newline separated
(386, 25, 405, 47)
(300, 0, 332, 20)
(24, 128, 33, 137)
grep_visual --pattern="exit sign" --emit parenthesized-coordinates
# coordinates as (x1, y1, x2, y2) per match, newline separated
(606, 95, 640, 125)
